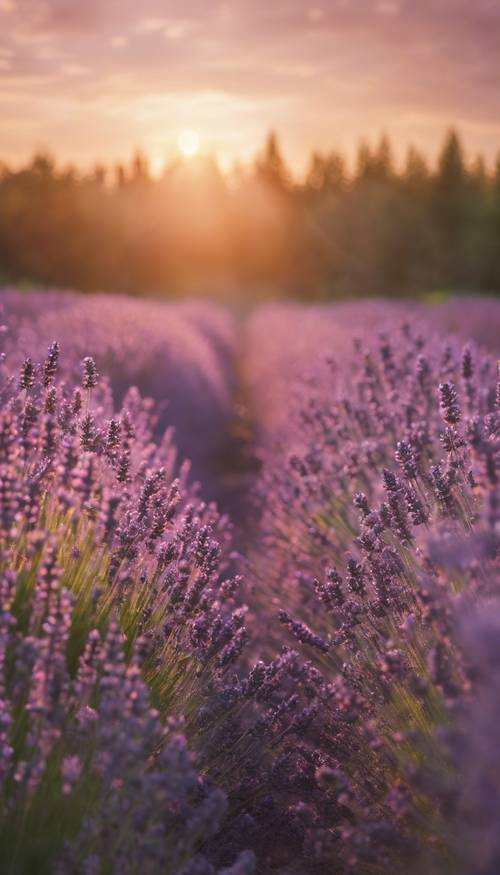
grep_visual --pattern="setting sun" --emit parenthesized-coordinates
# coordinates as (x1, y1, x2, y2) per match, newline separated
(178, 129, 200, 158)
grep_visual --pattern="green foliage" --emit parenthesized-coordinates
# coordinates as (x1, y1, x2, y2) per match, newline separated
(0, 129, 499, 299)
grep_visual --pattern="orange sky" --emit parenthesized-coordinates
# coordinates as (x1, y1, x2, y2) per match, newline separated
(1, 0, 499, 174)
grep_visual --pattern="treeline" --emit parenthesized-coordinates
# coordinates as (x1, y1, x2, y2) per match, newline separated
(0, 129, 499, 299)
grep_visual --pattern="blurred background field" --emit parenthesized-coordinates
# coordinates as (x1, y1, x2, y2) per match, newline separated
(0, 289, 237, 500)
(2, 286, 498, 520)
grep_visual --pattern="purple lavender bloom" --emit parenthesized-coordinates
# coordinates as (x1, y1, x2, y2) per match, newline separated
(439, 381, 461, 425)
(1, 289, 499, 875)
(19, 356, 35, 390)
(43, 341, 60, 388)
(82, 356, 99, 390)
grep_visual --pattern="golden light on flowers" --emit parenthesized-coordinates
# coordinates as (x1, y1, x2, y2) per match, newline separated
(178, 129, 200, 157)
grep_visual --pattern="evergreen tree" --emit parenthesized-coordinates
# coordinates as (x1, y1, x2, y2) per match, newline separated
(131, 150, 150, 185)
(485, 153, 500, 290)
(433, 128, 469, 286)
(403, 145, 429, 191)
(0, 129, 497, 299)
(355, 139, 374, 182)
(255, 132, 290, 190)
(373, 133, 394, 181)
(305, 151, 346, 192)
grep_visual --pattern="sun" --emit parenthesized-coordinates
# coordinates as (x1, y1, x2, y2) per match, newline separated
(178, 129, 200, 158)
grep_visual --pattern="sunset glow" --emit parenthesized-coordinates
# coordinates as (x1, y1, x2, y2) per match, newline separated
(0, 1, 499, 171)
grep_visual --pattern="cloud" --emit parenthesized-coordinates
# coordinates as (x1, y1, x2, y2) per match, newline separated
(0, 0, 499, 169)
(60, 62, 89, 77)
(136, 17, 169, 34)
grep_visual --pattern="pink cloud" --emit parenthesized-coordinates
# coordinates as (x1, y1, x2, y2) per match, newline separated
(0, 0, 498, 168)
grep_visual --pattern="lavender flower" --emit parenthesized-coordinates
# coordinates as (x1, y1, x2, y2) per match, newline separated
(43, 341, 60, 387)
(82, 356, 99, 390)
(0, 290, 499, 875)
(439, 381, 461, 425)
(19, 356, 35, 390)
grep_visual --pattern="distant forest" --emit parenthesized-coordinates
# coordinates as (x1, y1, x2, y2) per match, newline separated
(0, 129, 499, 300)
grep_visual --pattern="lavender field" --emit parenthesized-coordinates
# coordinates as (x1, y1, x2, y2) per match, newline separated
(0, 288, 499, 875)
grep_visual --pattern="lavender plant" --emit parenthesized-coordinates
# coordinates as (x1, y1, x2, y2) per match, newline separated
(0, 333, 254, 874)
(0, 289, 237, 499)
(250, 313, 499, 873)
(1, 290, 499, 875)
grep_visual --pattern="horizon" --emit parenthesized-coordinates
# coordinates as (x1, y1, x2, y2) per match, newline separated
(1, 127, 499, 181)
(1, 1, 500, 174)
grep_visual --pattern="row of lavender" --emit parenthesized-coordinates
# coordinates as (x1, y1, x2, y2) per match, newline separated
(245, 299, 499, 873)
(243, 297, 500, 444)
(0, 291, 380, 875)
(2, 290, 425, 875)
(0, 314, 259, 873)
(0, 290, 236, 499)
(0, 289, 499, 874)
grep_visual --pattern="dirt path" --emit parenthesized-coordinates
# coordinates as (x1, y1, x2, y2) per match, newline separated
(211, 357, 262, 535)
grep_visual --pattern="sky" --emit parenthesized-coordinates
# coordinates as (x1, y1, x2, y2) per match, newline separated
(1, 0, 499, 174)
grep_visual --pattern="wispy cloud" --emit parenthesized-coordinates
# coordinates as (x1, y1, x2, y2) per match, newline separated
(1, 0, 499, 169)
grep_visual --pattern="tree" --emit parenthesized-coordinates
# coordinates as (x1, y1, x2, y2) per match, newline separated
(373, 133, 394, 181)
(403, 145, 430, 191)
(306, 151, 346, 193)
(131, 150, 150, 185)
(433, 128, 469, 286)
(114, 163, 127, 188)
(354, 135, 394, 184)
(484, 152, 500, 291)
(255, 132, 290, 191)
(436, 128, 466, 193)
(355, 139, 373, 182)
